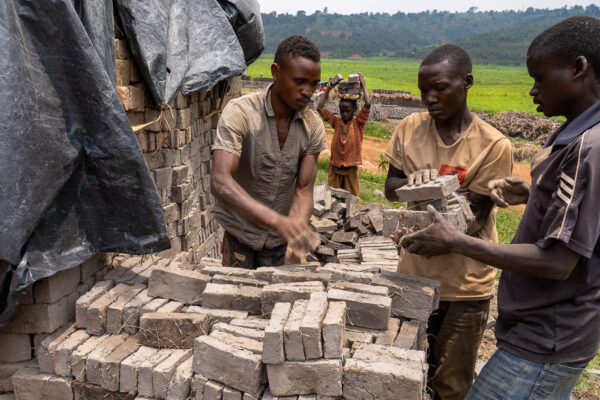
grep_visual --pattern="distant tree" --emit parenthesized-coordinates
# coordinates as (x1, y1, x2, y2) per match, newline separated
(468, 6, 478, 13)
(323, 7, 328, 14)
(296, 10, 305, 17)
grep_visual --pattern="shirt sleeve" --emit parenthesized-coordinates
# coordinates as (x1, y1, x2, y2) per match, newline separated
(318, 107, 336, 127)
(538, 135, 600, 258)
(467, 138, 514, 195)
(384, 120, 407, 171)
(305, 111, 328, 155)
(356, 105, 371, 130)
(212, 102, 247, 156)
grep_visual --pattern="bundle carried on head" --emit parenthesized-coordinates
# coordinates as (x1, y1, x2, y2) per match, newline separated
(331, 73, 363, 100)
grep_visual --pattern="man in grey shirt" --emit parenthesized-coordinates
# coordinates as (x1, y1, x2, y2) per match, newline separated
(211, 36, 327, 269)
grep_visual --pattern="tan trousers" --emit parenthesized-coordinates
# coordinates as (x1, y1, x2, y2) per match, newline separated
(327, 165, 359, 196)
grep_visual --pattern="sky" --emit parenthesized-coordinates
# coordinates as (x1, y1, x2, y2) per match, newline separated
(257, 0, 593, 14)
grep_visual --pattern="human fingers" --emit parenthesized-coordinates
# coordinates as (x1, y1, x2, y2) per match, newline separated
(422, 169, 431, 184)
(427, 204, 445, 223)
(489, 187, 509, 208)
(407, 173, 416, 186)
(430, 169, 439, 181)
(415, 170, 423, 186)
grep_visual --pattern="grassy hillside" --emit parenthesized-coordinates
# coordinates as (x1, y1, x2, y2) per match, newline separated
(261, 5, 600, 65)
(247, 57, 537, 114)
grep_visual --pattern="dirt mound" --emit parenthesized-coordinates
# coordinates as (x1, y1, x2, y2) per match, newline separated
(487, 111, 561, 145)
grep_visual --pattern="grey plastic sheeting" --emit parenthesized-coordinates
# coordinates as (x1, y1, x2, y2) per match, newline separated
(218, 0, 265, 65)
(0, 0, 169, 327)
(115, 0, 251, 105)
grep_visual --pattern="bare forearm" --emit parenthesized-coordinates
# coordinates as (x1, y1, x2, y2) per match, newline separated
(289, 188, 313, 221)
(450, 234, 579, 280)
(385, 177, 408, 202)
(317, 87, 331, 110)
(211, 174, 282, 230)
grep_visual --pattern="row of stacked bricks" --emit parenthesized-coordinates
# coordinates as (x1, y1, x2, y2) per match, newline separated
(114, 30, 243, 264)
(0, 256, 108, 396)
(7, 252, 440, 399)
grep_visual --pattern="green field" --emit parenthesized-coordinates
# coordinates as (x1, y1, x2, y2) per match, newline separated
(247, 56, 537, 115)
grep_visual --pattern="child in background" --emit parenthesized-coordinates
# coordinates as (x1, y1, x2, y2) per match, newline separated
(317, 73, 370, 196)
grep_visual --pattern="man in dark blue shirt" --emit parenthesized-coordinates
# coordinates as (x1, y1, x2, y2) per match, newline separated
(401, 16, 600, 399)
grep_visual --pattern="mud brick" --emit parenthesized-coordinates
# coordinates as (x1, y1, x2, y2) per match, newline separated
(4, 296, 71, 334)
(271, 271, 331, 286)
(230, 318, 268, 330)
(316, 266, 372, 285)
(255, 264, 319, 282)
(85, 334, 128, 386)
(367, 208, 384, 234)
(300, 293, 328, 359)
(394, 320, 420, 350)
(261, 281, 324, 315)
(331, 231, 359, 246)
(344, 329, 374, 347)
(211, 274, 269, 287)
(312, 202, 325, 216)
(139, 313, 210, 349)
(157, 301, 185, 313)
(165, 356, 193, 400)
(73, 381, 135, 399)
(330, 187, 350, 199)
(129, 60, 142, 83)
(33, 266, 81, 304)
(347, 74, 360, 83)
(322, 301, 346, 359)
(345, 194, 360, 218)
(100, 337, 142, 392)
(222, 386, 243, 400)
(148, 267, 209, 304)
(266, 359, 343, 397)
(154, 167, 173, 190)
(311, 218, 337, 233)
(171, 165, 190, 186)
(117, 85, 144, 112)
(344, 344, 427, 400)
(203, 380, 224, 400)
(316, 246, 335, 257)
(37, 323, 76, 373)
(122, 289, 153, 334)
(209, 330, 263, 354)
(327, 289, 390, 330)
(329, 283, 385, 299)
(120, 346, 158, 394)
(375, 318, 400, 346)
(193, 336, 264, 394)
(0, 360, 36, 392)
(213, 322, 264, 342)
(395, 174, 460, 202)
(138, 349, 174, 397)
(71, 335, 108, 382)
(116, 59, 130, 85)
(201, 283, 260, 314)
(396, 208, 467, 233)
(84, 283, 132, 335)
(163, 203, 180, 224)
(191, 374, 208, 399)
(115, 39, 131, 59)
(53, 330, 89, 376)
(171, 181, 193, 204)
(198, 265, 257, 279)
(382, 209, 401, 238)
(372, 270, 439, 321)
(263, 302, 292, 364)
(0, 334, 31, 363)
(323, 240, 352, 251)
(106, 285, 145, 334)
(283, 300, 307, 361)
(12, 367, 73, 400)
(184, 306, 248, 323)
(142, 298, 170, 314)
(176, 109, 191, 129)
(153, 349, 192, 399)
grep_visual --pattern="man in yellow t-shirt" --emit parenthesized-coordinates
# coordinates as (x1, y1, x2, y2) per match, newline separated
(384, 45, 512, 400)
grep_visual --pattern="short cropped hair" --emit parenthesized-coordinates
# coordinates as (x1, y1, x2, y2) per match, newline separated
(420, 44, 472, 75)
(274, 35, 320, 66)
(528, 16, 600, 78)
(339, 98, 357, 109)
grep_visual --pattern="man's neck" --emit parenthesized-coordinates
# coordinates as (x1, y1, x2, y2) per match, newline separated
(435, 105, 474, 145)
(565, 87, 600, 123)
(271, 88, 293, 120)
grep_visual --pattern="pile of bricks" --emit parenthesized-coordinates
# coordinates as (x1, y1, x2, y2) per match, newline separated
(382, 175, 475, 243)
(0, 256, 107, 396)
(335, 74, 362, 100)
(310, 185, 395, 264)
(3, 252, 440, 400)
(115, 23, 241, 263)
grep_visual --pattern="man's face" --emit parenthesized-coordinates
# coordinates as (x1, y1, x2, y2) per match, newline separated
(418, 61, 472, 122)
(527, 53, 576, 119)
(339, 101, 357, 123)
(272, 56, 321, 111)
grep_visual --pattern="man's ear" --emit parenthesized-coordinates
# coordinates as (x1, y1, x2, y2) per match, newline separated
(271, 63, 280, 83)
(464, 73, 474, 90)
(574, 55, 590, 79)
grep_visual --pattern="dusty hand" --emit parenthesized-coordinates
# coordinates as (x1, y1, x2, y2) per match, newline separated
(276, 216, 320, 253)
(407, 169, 439, 186)
(487, 177, 530, 208)
(401, 205, 457, 257)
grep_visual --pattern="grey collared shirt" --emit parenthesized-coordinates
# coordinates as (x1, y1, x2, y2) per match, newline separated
(212, 84, 327, 250)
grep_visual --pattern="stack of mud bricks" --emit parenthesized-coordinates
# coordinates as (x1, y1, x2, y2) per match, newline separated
(336, 74, 361, 98)
(311, 185, 397, 267)
(0, 256, 107, 396)
(114, 18, 243, 264)
(383, 174, 476, 238)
